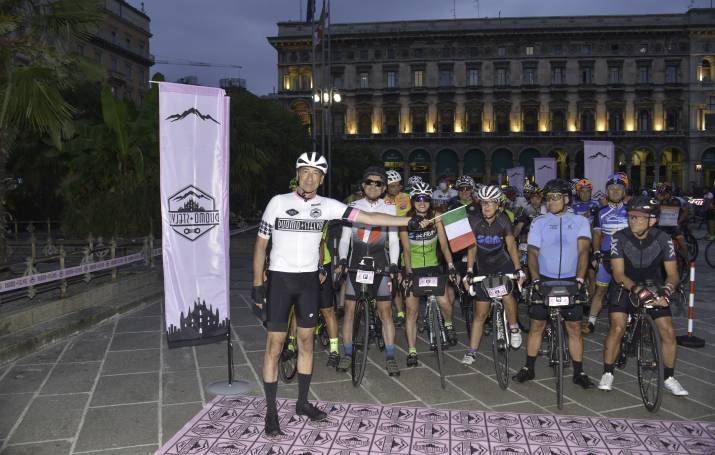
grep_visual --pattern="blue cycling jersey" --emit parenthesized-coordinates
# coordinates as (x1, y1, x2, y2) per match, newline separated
(571, 199, 600, 221)
(594, 203, 628, 253)
(528, 212, 592, 279)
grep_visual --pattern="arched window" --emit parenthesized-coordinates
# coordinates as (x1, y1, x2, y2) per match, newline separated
(551, 110, 566, 132)
(357, 112, 371, 135)
(580, 110, 595, 132)
(495, 109, 509, 133)
(522, 109, 538, 132)
(638, 109, 651, 132)
(608, 110, 623, 132)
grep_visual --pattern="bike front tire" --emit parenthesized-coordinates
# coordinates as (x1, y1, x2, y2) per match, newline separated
(351, 298, 370, 387)
(492, 302, 510, 390)
(429, 297, 446, 390)
(637, 314, 664, 412)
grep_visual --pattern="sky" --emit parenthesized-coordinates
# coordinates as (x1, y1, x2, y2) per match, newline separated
(133, 0, 710, 96)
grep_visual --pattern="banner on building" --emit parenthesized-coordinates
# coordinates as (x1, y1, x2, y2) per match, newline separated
(583, 141, 615, 200)
(506, 166, 525, 196)
(159, 82, 230, 348)
(534, 158, 556, 189)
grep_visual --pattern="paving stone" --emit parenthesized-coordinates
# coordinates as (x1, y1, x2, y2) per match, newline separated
(14, 341, 66, 365)
(543, 401, 599, 416)
(162, 345, 196, 372)
(312, 380, 378, 404)
(0, 364, 52, 394)
(0, 393, 33, 439)
(74, 403, 157, 452)
(61, 331, 112, 363)
(40, 361, 101, 394)
(8, 393, 88, 443)
(162, 371, 203, 405)
(102, 349, 160, 375)
(91, 372, 159, 406)
(76, 445, 158, 455)
(193, 339, 247, 368)
(130, 304, 162, 317)
(490, 401, 549, 414)
(115, 316, 162, 333)
(0, 440, 71, 455)
(234, 325, 269, 352)
(393, 365, 471, 405)
(161, 402, 203, 445)
(198, 365, 261, 396)
(353, 363, 418, 405)
(448, 373, 524, 407)
(600, 404, 682, 420)
(110, 332, 160, 351)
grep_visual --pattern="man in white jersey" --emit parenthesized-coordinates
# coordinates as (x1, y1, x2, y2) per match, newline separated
(432, 176, 457, 209)
(252, 152, 427, 437)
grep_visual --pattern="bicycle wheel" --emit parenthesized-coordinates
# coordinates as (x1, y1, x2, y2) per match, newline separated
(429, 298, 446, 390)
(317, 316, 330, 348)
(637, 314, 664, 412)
(278, 340, 298, 383)
(464, 302, 474, 340)
(551, 315, 565, 410)
(677, 252, 690, 287)
(706, 240, 715, 269)
(374, 307, 385, 351)
(351, 298, 370, 387)
(491, 302, 510, 390)
(685, 231, 699, 261)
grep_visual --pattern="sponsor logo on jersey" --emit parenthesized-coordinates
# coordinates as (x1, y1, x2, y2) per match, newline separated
(310, 208, 322, 218)
(275, 218, 325, 232)
(286, 209, 299, 216)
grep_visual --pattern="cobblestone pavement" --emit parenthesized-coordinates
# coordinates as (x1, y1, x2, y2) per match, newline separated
(0, 232, 713, 454)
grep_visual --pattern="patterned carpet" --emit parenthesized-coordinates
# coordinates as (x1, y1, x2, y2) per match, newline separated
(156, 395, 715, 455)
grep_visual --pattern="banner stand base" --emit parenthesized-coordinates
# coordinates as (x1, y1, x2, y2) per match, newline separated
(676, 335, 705, 348)
(207, 379, 254, 396)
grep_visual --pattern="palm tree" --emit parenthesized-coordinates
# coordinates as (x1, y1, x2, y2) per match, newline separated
(0, 0, 104, 262)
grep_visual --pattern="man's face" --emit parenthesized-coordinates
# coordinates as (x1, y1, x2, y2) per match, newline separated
(628, 212, 656, 236)
(656, 190, 670, 201)
(578, 188, 592, 201)
(362, 174, 385, 200)
(457, 185, 474, 202)
(481, 200, 498, 218)
(546, 192, 568, 214)
(387, 182, 401, 196)
(530, 193, 542, 207)
(297, 167, 324, 193)
(607, 185, 625, 203)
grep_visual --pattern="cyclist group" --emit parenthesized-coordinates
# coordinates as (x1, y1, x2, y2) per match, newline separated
(252, 152, 690, 436)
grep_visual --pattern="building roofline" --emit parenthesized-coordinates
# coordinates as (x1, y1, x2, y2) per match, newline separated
(116, 0, 150, 22)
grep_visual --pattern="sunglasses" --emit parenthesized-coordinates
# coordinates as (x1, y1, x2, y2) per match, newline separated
(413, 196, 431, 203)
(363, 179, 384, 188)
(458, 186, 473, 192)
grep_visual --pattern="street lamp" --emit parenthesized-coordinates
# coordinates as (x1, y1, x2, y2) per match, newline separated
(312, 88, 341, 197)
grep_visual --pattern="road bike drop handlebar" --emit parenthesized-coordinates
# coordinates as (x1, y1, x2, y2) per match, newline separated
(469, 273, 521, 297)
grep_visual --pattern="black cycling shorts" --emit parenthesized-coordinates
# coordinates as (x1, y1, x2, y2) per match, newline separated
(265, 271, 320, 332)
(608, 286, 672, 319)
(319, 268, 334, 310)
(528, 276, 583, 322)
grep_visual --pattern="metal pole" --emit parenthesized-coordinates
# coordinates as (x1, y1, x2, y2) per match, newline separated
(327, 0, 332, 198)
(311, 9, 317, 152)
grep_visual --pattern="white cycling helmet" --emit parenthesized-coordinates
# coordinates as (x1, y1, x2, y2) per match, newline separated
(386, 170, 402, 185)
(477, 185, 503, 201)
(409, 182, 432, 198)
(455, 175, 476, 188)
(296, 152, 328, 174)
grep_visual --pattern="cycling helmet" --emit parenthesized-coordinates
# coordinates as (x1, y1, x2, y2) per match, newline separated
(296, 152, 328, 173)
(406, 176, 424, 187)
(575, 178, 592, 191)
(504, 186, 517, 199)
(523, 182, 536, 194)
(627, 196, 660, 217)
(477, 185, 503, 201)
(543, 179, 572, 196)
(362, 166, 387, 182)
(409, 182, 432, 198)
(656, 182, 673, 194)
(606, 173, 628, 188)
(616, 172, 630, 187)
(386, 170, 402, 185)
(455, 175, 475, 188)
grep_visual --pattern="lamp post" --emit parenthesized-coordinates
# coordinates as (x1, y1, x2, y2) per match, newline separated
(313, 88, 341, 197)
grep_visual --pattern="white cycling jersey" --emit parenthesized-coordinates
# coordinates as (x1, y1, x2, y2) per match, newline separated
(259, 192, 359, 272)
(338, 197, 400, 267)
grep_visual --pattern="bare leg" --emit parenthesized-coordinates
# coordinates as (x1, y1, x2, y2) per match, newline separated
(405, 296, 419, 349)
(603, 313, 627, 365)
(468, 301, 491, 350)
(263, 331, 288, 382)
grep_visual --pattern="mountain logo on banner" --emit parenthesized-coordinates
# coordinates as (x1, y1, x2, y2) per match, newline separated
(168, 185, 220, 241)
(165, 107, 220, 125)
(537, 164, 553, 170)
(587, 151, 608, 160)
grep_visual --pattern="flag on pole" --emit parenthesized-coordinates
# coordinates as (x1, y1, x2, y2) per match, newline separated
(315, 0, 327, 46)
(306, 0, 315, 22)
(441, 206, 476, 253)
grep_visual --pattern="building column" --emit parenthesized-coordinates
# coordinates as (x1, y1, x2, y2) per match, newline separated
(346, 97, 357, 135)
(372, 97, 383, 135)
(539, 94, 550, 132)
(654, 153, 661, 183)
(567, 92, 578, 131)
(455, 93, 466, 133)
(510, 93, 521, 132)
(483, 94, 494, 132)
(458, 158, 464, 177)
(653, 90, 664, 131)
(400, 95, 410, 134)
(486, 159, 492, 183)
(596, 93, 607, 131)
(427, 95, 438, 133)
(625, 91, 635, 131)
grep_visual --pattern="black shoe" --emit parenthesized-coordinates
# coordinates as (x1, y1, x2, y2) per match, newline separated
(386, 358, 400, 377)
(446, 325, 458, 346)
(264, 412, 285, 437)
(512, 367, 535, 383)
(326, 351, 340, 368)
(296, 401, 327, 421)
(573, 372, 595, 389)
(406, 352, 419, 367)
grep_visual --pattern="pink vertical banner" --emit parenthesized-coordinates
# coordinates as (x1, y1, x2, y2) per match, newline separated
(584, 140, 615, 200)
(534, 158, 556, 188)
(159, 82, 230, 348)
(506, 166, 525, 196)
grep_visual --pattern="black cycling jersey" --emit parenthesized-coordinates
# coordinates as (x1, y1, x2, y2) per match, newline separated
(468, 211, 514, 272)
(610, 227, 676, 285)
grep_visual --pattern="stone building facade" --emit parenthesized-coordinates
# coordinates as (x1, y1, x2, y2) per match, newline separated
(268, 8, 715, 191)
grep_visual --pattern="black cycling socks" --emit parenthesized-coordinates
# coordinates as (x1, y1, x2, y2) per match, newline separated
(264, 380, 278, 415)
(664, 367, 674, 380)
(525, 355, 537, 371)
(573, 360, 584, 376)
(604, 363, 615, 374)
(297, 373, 312, 405)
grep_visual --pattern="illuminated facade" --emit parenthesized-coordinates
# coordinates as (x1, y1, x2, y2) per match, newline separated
(269, 8, 715, 189)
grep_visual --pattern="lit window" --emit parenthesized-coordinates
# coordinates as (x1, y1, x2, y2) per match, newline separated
(359, 72, 369, 89)
(387, 71, 396, 88)
(413, 70, 424, 87)
(468, 69, 480, 86)
(525, 46, 534, 56)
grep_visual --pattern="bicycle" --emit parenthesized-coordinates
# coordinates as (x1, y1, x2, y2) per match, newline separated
(614, 283, 664, 412)
(470, 273, 518, 390)
(278, 307, 298, 383)
(529, 280, 580, 410)
(411, 273, 449, 389)
(346, 257, 389, 387)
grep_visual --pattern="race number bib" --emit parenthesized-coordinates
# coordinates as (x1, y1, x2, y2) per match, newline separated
(548, 296, 570, 307)
(418, 277, 439, 288)
(487, 285, 508, 298)
(356, 270, 374, 284)
(658, 206, 679, 227)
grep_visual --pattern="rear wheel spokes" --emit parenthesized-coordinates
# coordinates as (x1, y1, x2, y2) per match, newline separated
(429, 299, 446, 390)
(637, 315, 664, 412)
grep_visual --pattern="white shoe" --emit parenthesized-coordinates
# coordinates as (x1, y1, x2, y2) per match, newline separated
(509, 329, 522, 349)
(664, 377, 689, 396)
(461, 352, 477, 365)
(598, 372, 614, 391)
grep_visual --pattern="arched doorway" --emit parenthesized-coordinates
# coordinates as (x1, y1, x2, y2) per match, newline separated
(660, 148, 685, 188)
(550, 149, 570, 179)
(464, 149, 486, 183)
(383, 150, 404, 172)
(615, 149, 627, 173)
(436, 149, 458, 179)
(702, 148, 715, 188)
(491, 148, 513, 183)
(632, 148, 655, 191)
(519, 148, 540, 176)
(409, 149, 431, 183)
